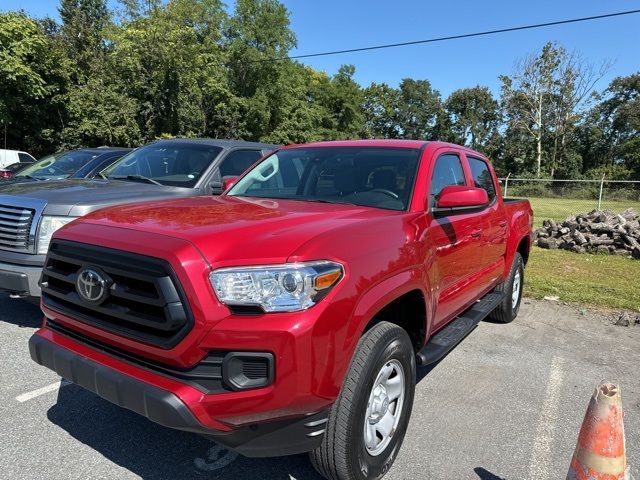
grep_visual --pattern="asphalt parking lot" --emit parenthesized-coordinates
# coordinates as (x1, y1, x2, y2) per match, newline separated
(1, 294, 638, 480)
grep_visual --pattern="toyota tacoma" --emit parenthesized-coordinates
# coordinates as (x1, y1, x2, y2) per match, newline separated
(29, 140, 532, 480)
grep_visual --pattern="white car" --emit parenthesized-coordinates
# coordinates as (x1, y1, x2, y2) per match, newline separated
(0, 149, 36, 169)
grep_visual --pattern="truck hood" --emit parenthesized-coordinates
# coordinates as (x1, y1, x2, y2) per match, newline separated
(80, 196, 397, 265)
(0, 179, 193, 216)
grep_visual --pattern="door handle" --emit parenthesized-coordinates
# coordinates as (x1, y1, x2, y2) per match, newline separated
(498, 221, 507, 228)
(471, 229, 482, 239)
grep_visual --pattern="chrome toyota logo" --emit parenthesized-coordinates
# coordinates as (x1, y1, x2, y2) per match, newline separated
(76, 268, 109, 304)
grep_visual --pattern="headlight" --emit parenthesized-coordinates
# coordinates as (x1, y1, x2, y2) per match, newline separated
(210, 261, 344, 312)
(37, 216, 75, 254)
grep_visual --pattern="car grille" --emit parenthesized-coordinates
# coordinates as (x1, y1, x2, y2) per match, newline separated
(41, 239, 193, 349)
(0, 204, 35, 251)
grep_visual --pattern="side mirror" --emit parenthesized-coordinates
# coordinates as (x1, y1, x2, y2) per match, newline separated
(432, 186, 488, 215)
(222, 176, 239, 191)
(210, 181, 224, 195)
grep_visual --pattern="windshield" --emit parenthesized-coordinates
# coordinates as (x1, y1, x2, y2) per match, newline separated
(102, 141, 222, 188)
(16, 151, 97, 180)
(69, 154, 122, 179)
(227, 147, 421, 211)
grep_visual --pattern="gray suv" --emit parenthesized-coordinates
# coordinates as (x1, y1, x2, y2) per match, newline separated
(0, 138, 276, 299)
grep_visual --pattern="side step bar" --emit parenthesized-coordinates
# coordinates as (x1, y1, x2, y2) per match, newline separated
(416, 292, 505, 366)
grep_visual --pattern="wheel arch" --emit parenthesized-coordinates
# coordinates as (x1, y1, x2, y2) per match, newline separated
(348, 270, 430, 354)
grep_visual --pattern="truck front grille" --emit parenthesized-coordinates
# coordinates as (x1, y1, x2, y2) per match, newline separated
(41, 239, 193, 349)
(0, 204, 35, 251)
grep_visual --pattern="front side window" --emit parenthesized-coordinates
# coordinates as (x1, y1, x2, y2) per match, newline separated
(219, 150, 263, 177)
(102, 141, 222, 188)
(227, 147, 421, 211)
(429, 154, 466, 207)
(467, 157, 496, 201)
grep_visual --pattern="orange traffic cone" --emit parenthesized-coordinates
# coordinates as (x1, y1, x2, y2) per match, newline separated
(567, 383, 632, 480)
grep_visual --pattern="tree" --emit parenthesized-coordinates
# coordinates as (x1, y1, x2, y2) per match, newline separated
(105, 0, 227, 139)
(363, 83, 401, 138)
(59, 0, 109, 70)
(500, 42, 609, 177)
(500, 43, 561, 177)
(0, 12, 70, 155)
(445, 86, 500, 149)
(395, 79, 443, 139)
(597, 74, 640, 178)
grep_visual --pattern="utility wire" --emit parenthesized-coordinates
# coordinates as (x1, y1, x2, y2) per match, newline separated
(249, 9, 640, 63)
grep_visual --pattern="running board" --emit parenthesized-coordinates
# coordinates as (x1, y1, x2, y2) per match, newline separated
(416, 292, 505, 366)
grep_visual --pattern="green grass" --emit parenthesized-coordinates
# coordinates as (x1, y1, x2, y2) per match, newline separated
(523, 197, 640, 226)
(524, 247, 640, 311)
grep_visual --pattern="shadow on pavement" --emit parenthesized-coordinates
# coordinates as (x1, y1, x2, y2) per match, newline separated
(474, 467, 506, 479)
(48, 383, 323, 480)
(0, 294, 42, 328)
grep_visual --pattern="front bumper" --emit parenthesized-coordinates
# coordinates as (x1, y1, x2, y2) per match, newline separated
(0, 262, 42, 297)
(29, 332, 328, 457)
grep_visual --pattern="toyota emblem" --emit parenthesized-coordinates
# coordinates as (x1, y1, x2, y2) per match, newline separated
(76, 268, 110, 304)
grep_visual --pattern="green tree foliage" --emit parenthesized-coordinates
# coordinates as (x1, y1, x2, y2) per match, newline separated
(59, 0, 109, 70)
(0, 12, 70, 153)
(445, 86, 500, 149)
(1, 3, 638, 181)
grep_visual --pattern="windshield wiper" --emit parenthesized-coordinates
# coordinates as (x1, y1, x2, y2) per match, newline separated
(110, 175, 162, 186)
(15, 175, 40, 181)
(309, 198, 360, 207)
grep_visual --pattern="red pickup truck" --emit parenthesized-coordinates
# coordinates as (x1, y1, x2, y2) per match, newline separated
(29, 140, 532, 479)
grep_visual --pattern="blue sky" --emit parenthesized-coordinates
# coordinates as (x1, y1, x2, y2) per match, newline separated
(4, 0, 639, 98)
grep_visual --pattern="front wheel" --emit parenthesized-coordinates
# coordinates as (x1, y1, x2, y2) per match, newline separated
(310, 322, 416, 480)
(488, 252, 524, 323)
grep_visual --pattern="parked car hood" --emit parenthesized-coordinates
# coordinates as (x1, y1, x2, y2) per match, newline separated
(0, 179, 194, 216)
(79, 195, 402, 265)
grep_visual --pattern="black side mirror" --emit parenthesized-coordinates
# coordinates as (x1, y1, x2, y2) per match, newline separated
(210, 181, 224, 195)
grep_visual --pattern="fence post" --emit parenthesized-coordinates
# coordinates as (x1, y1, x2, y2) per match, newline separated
(597, 174, 606, 210)
(504, 172, 511, 198)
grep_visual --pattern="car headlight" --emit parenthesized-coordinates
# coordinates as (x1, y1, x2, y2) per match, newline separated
(209, 261, 344, 312)
(37, 216, 75, 254)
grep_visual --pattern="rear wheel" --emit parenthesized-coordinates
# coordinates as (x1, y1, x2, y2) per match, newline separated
(488, 252, 524, 323)
(310, 322, 416, 480)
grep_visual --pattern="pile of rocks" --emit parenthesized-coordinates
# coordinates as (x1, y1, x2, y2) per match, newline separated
(534, 208, 640, 259)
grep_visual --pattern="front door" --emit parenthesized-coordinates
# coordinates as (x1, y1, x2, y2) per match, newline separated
(426, 152, 486, 330)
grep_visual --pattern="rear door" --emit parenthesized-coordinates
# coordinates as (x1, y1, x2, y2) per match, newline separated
(465, 155, 507, 285)
(426, 150, 486, 329)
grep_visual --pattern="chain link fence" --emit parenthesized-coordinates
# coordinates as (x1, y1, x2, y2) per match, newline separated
(499, 177, 640, 226)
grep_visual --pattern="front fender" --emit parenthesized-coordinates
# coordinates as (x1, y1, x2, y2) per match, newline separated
(326, 269, 429, 396)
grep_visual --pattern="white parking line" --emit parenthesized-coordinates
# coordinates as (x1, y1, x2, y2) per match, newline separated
(527, 356, 565, 480)
(15, 380, 71, 403)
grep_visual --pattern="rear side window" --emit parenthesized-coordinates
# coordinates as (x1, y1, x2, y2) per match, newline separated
(467, 157, 496, 202)
(18, 153, 34, 163)
(219, 150, 263, 177)
(430, 154, 466, 207)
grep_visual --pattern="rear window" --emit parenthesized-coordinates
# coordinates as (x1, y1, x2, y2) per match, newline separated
(18, 153, 34, 163)
(467, 157, 496, 202)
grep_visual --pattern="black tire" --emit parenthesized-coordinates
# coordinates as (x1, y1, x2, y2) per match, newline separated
(309, 322, 416, 480)
(488, 252, 524, 323)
